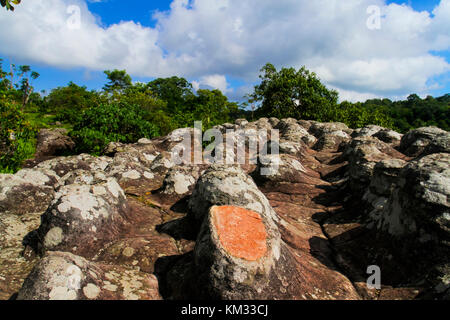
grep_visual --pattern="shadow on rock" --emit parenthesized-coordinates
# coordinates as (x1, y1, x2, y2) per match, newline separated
(169, 196, 190, 213)
(156, 216, 199, 241)
(154, 252, 196, 300)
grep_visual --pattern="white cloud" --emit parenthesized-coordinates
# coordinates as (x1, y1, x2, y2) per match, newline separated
(0, 0, 449, 101)
(193, 74, 231, 93)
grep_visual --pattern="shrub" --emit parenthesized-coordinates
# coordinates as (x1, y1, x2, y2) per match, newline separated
(117, 88, 177, 135)
(44, 82, 104, 123)
(70, 102, 160, 155)
(336, 102, 394, 129)
(0, 101, 36, 173)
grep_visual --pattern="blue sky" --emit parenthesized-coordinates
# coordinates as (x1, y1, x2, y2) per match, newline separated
(0, 0, 449, 102)
(87, 0, 171, 28)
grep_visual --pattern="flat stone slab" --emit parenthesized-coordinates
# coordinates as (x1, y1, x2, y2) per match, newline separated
(211, 206, 267, 261)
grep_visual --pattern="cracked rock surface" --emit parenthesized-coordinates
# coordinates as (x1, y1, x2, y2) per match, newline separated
(0, 119, 448, 300)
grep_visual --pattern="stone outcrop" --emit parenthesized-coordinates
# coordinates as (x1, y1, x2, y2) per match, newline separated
(0, 168, 62, 299)
(0, 119, 449, 300)
(344, 136, 408, 193)
(35, 178, 128, 258)
(17, 251, 161, 300)
(35, 128, 75, 159)
(365, 153, 449, 240)
(399, 126, 450, 157)
(35, 154, 113, 178)
(163, 164, 359, 300)
(0, 170, 58, 215)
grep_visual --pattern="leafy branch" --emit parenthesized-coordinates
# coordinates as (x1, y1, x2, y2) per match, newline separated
(1, 0, 21, 11)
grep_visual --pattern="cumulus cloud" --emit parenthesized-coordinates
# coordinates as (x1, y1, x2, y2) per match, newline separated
(192, 74, 231, 93)
(0, 0, 449, 101)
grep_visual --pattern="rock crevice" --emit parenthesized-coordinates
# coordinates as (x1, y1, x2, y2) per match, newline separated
(0, 119, 448, 300)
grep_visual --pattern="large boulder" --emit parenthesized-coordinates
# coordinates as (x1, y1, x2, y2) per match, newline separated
(35, 154, 112, 178)
(399, 127, 450, 157)
(367, 159, 407, 197)
(0, 171, 58, 215)
(0, 168, 62, 299)
(276, 119, 317, 147)
(192, 205, 301, 299)
(17, 251, 161, 300)
(374, 129, 403, 145)
(309, 122, 353, 137)
(160, 165, 203, 199)
(255, 154, 321, 185)
(35, 178, 128, 258)
(0, 202, 43, 299)
(344, 136, 407, 192)
(368, 153, 449, 240)
(35, 128, 75, 158)
(169, 165, 308, 299)
(313, 130, 351, 152)
(363, 153, 450, 298)
(243, 118, 273, 131)
(188, 165, 279, 224)
(307, 122, 352, 151)
(154, 127, 202, 162)
(166, 164, 359, 300)
(105, 151, 160, 194)
(351, 125, 402, 146)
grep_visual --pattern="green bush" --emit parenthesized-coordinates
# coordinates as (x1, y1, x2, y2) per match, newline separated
(44, 82, 104, 124)
(70, 102, 160, 155)
(336, 102, 394, 129)
(0, 101, 36, 173)
(117, 87, 177, 135)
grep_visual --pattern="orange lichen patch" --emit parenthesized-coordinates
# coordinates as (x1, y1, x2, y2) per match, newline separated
(212, 206, 267, 261)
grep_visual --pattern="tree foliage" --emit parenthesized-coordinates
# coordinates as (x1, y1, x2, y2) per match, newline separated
(1, 0, 20, 11)
(145, 76, 239, 130)
(103, 69, 132, 93)
(0, 100, 35, 173)
(336, 101, 394, 129)
(371, 94, 449, 133)
(116, 83, 176, 135)
(189, 89, 240, 129)
(250, 63, 339, 121)
(1, 56, 448, 172)
(247, 63, 447, 131)
(70, 102, 160, 155)
(44, 82, 105, 123)
(147, 76, 195, 115)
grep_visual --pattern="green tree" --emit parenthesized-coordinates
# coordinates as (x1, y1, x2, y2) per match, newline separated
(0, 100, 36, 173)
(70, 102, 160, 155)
(190, 89, 239, 129)
(337, 101, 394, 129)
(1, 0, 21, 11)
(0, 59, 10, 98)
(119, 83, 176, 135)
(249, 63, 339, 121)
(147, 76, 195, 115)
(19, 69, 40, 108)
(45, 82, 104, 123)
(103, 69, 132, 94)
(1, 63, 40, 107)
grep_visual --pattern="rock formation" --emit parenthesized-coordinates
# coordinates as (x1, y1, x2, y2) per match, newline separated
(35, 128, 75, 159)
(0, 119, 448, 300)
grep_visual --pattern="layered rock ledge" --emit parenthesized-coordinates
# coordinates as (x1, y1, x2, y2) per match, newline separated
(0, 119, 448, 300)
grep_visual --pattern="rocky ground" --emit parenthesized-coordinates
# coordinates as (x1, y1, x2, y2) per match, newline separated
(0, 118, 448, 300)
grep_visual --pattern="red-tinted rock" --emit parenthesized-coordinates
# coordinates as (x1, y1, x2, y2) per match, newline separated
(212, 206, 267, 261)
